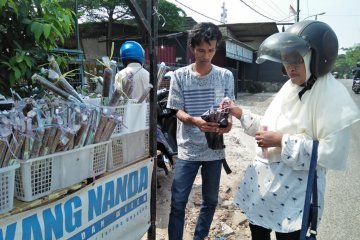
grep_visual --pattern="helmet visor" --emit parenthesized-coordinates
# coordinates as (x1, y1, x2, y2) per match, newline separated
(256, 32, 311, 65)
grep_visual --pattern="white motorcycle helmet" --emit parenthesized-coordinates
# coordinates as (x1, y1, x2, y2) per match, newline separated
(257, 20, 338, 78)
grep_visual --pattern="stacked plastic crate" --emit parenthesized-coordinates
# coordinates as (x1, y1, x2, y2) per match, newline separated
(107, 101, 150, 171)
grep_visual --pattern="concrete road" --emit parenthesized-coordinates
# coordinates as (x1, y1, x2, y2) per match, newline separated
(318, 79, 360, 240)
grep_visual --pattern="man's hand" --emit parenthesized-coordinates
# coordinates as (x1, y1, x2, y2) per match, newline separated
(216, 120, 232, 134)
(192, 117, 219, 132)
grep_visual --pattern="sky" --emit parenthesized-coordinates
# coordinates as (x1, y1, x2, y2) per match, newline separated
(167, 0, 360, 53)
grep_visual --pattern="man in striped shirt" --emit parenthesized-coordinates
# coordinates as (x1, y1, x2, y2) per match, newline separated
(167, 22, 235, 240)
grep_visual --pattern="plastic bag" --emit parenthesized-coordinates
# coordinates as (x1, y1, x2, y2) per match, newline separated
(200, 108, 229, 150)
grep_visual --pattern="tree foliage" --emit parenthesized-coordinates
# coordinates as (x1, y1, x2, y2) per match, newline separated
(62, 0, 186, 55)
(157, 0, 186, 31)
(334, 44, 360, 78)
(0, 0, 74, 96)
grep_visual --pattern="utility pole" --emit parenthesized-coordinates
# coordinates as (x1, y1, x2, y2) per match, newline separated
(296, 0, 300, 22)
(220, 2, 227, 24)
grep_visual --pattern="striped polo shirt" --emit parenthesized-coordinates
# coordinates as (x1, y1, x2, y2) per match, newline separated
(167, 64, 235, 161)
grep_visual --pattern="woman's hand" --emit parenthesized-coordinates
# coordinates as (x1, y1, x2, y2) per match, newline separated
(255, 131, 283, 148)
(219, 98, 242, 119)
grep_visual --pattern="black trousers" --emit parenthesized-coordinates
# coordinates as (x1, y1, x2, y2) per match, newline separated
(249, 223, 301, 240)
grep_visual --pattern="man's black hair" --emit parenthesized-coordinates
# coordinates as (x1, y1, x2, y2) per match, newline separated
(188, 22, 222, 48)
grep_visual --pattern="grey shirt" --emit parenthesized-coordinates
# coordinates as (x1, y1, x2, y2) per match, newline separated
(167, 64, 235, 161)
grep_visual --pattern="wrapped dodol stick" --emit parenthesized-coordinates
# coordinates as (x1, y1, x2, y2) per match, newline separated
(2, 135, 15, 167)
(14, 130, 26, 159)
(102, 68, 112, 98)
(123, 76, 133, 99)
(22, 99, 33, 117)
(74, 121, 88, 148)
(3, 130, 22, 166)
(48, 56, 84, 103)
(84, 109, 98, 146)
(157, 62, 167, 89)
(97, 76, 103, 85)
(30, 129, 44, 158)
(32, 74, 80, 103)
(55, 129, 70, 153)
(0, 138, 8, 166)
(22, 110, 38, 159)
(55, 141, 66, 152)
(63, 131, 75, 151)
(20, 118, 31, 160)
(44, 125, 57, 153)
(92, 115, 108, 144)
(99, 116, 119, 142)
(108, 88, 123, 107)
(137, 83, 153, 103)
(39, 127, 51, 156)
(66, 136, 74, 151)
(49, 128, 62, 154)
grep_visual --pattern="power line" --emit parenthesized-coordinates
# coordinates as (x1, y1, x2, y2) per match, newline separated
(247, 0, 284, 20)
(174, 0, 223, 23)
(268, 0, 287, 16)
(238, 0, 287, 22)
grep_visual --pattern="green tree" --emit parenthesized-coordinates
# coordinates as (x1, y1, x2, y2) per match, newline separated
(334, 44, 360, 78)
(157, 0, 186, 31)
(64, 0, 186, 55)
(0, 0, 75, 96)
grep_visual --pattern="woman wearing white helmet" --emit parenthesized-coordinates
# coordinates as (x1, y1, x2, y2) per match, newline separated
(221, 21, 360, 240)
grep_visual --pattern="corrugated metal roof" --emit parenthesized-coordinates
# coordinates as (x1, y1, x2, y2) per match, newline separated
(218, 22, 279, 50)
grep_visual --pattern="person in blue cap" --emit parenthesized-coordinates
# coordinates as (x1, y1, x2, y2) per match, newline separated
(115, 40, 150, 101)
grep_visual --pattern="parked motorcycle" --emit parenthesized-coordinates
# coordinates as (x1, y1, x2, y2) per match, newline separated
(352, 62, 360, 94)
(353, 78, 360, 94)
(156, 88, 177, 175)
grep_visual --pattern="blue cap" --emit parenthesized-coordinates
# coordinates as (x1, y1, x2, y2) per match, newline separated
(120, 41, 145, 64)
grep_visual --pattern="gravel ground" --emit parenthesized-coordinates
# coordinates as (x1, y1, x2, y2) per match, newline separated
(144, 93, 276, 240)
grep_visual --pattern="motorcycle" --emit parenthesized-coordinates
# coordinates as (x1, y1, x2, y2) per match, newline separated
(156, 88, 177, 176)
(352, 77, 360, 94)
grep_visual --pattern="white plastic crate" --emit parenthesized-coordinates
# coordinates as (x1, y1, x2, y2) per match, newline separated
(107, 130, 149, 172)
(14, 141, 109, 202)
(83, 97, 101, 106)
(84, 99, 149, 137)
(0, 164, 19, 214)
(110, 101, 149, 137)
